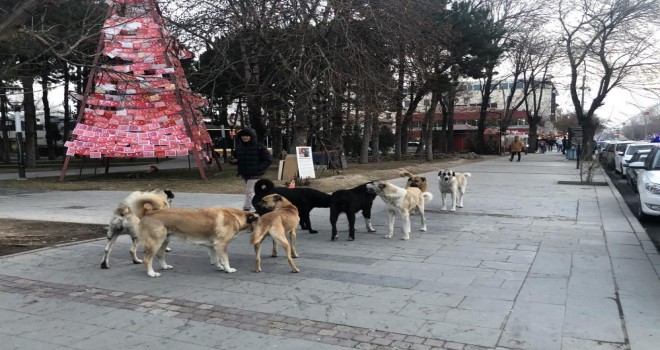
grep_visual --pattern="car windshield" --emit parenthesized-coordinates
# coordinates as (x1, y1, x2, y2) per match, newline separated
(626, 144, 653, 155)
(616, 143, 631, 152)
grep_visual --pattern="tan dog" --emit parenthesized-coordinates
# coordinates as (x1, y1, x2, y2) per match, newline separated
(101, 189, 173, 269)
(250, 194, 300, 273)
(400, 171, 429, 192)
(133, 197, 259, 277)
(367, 180, 433, 240)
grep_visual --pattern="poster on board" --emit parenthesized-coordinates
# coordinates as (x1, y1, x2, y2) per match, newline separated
(296, 146, 316, 179)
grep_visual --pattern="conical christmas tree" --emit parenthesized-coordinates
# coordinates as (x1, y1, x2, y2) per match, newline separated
(60, 0, 214, 180)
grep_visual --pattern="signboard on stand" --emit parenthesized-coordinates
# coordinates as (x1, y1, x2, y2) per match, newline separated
(277, 147, 316, 180)
(296, 146, 316, 179)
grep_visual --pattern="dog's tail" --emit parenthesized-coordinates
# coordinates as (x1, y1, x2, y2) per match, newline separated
(400, 171, 414, 178)
(254, 179, 275, 196)
(124, 191, 169, 218)
(463, 173, 472, 178)
(422, 192, 434, 202)
(250, 220, 270, 245)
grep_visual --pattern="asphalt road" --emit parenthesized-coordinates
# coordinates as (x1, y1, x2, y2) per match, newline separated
(605, 165, 660, 252)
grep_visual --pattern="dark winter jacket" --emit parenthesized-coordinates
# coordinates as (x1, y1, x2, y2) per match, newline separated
(230, 128, 272, 179)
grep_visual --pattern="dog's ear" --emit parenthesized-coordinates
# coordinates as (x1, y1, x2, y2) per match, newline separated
(421, 177, 426, 181)
(164, 189, 174, 199)
(274, 194, 282, 201)
(452, 171, 455, 176)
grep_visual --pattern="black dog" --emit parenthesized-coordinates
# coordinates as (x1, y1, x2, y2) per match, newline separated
(330, 182, 378, 241)
(252, 179, 331, 233)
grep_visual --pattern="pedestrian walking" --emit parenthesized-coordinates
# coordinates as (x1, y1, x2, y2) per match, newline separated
(556, 137, 563, 153)
(228, 128, 273, 211)
(509, 136, 525, 162)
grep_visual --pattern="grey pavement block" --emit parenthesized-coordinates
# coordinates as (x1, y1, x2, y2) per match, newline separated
(70, 328, 217, 350)
(414, 280, 519, 301)
(607, 243, 648, 259)
(479, 260, 530, 272)
(444, 307, 509, 329)
(517, 277, 568, 305)
(605, 231, 644, 245)
(499, 301, 564, 350)
(571, 254, 612, 272)
(618, 291, 660, 350)
(1, 334, 74, 350)
(416, 320, 501, 348)
(561, 337, 627, 350)
(611, 258, 660, 296)
(567, 270, 615, 297)
(563, 294, 625, 343)
(529, 251, 572, 277)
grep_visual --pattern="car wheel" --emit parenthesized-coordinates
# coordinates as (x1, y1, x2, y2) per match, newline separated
(637, 194, 649, 221)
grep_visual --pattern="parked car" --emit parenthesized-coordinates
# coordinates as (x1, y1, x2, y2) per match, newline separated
(600, 141, 619, 167)
(611, 141, 634, 171)
(406, 142, 422, 153)
(623, 149, 651, 193)
(617, 142, 654, 176)
(629, 145, 660, 220)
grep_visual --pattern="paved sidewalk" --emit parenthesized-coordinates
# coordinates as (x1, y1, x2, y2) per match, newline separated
(0, 152, 659, 350)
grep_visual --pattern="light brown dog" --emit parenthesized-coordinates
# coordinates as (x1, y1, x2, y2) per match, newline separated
(367, 180, 433, 240)
(134, 198, 259, 277)
(101, 189, 173, 269)
(250, 194, 300, 273)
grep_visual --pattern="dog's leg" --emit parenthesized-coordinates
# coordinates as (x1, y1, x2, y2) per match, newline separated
(215, 242, 236, 273)
(302, 212, 317, 234)
(101, 233, 119, 269)
(347, 212, 356, 241)
(208, 246, 222, 268)
(272, 230, 300, 273)
(363, 206, 376, 232)
(384, 209, 396, 239)
(156, 238, 173, 271)
(271, 236, 279, 257)
(330, 209, 340, 241)
(143, 241, 161, 278)
(419, 204, 427, 232)
(253, 240, 263, 273)
(440, 192, 448, 211)
(289, 228, 299, 258)
(129, 235, 143, 265)
(401, 211, 412, 240)
(457, 187, 465, 208)
(450, 191, 457, 211)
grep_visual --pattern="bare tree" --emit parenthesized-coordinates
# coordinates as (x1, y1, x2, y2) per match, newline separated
(559, 0, 660, 158)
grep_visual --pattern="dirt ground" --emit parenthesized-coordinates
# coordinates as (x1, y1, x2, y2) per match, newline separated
(0, 154, 489, 256)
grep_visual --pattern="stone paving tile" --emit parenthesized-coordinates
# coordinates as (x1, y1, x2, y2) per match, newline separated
(0, 274, 487, 349)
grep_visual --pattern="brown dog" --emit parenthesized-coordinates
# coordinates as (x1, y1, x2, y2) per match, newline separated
(134, 198, 259, 277)
(250, 194, 300, 273)
(400, 171, 429, 192)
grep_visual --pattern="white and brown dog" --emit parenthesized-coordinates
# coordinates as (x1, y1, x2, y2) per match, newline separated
(250, 194, 301, 273)
(101, 189, 174, 269)
(438, 169, 471, 211)
(129, 194, 259, 277)
(367, 180, 433, 240)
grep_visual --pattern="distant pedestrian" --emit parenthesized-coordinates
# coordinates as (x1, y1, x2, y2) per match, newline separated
(556, 137, 563, 153)
(562, 136, 568, 154)
(228, 128, 273, 211)
(509, 136, 525, 162)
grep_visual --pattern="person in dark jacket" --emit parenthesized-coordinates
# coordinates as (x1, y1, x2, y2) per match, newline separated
(229, 128, 273, 211)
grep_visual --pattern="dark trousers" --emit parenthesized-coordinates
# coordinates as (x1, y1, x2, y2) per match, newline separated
(510, 151, 521, 161)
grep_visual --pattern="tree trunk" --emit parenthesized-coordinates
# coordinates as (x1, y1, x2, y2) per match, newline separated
(20, 76, 37, 167)
(42, 72, 57, 160)
(423, 91, 439, 161)
(0, 85, 10, 163)
(63, 62, 71, 144)
(394, 48, 405, 160)
(359, 112, 373, 164)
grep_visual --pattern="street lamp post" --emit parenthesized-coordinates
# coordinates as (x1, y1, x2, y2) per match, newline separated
(11, 104, 27, 180)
